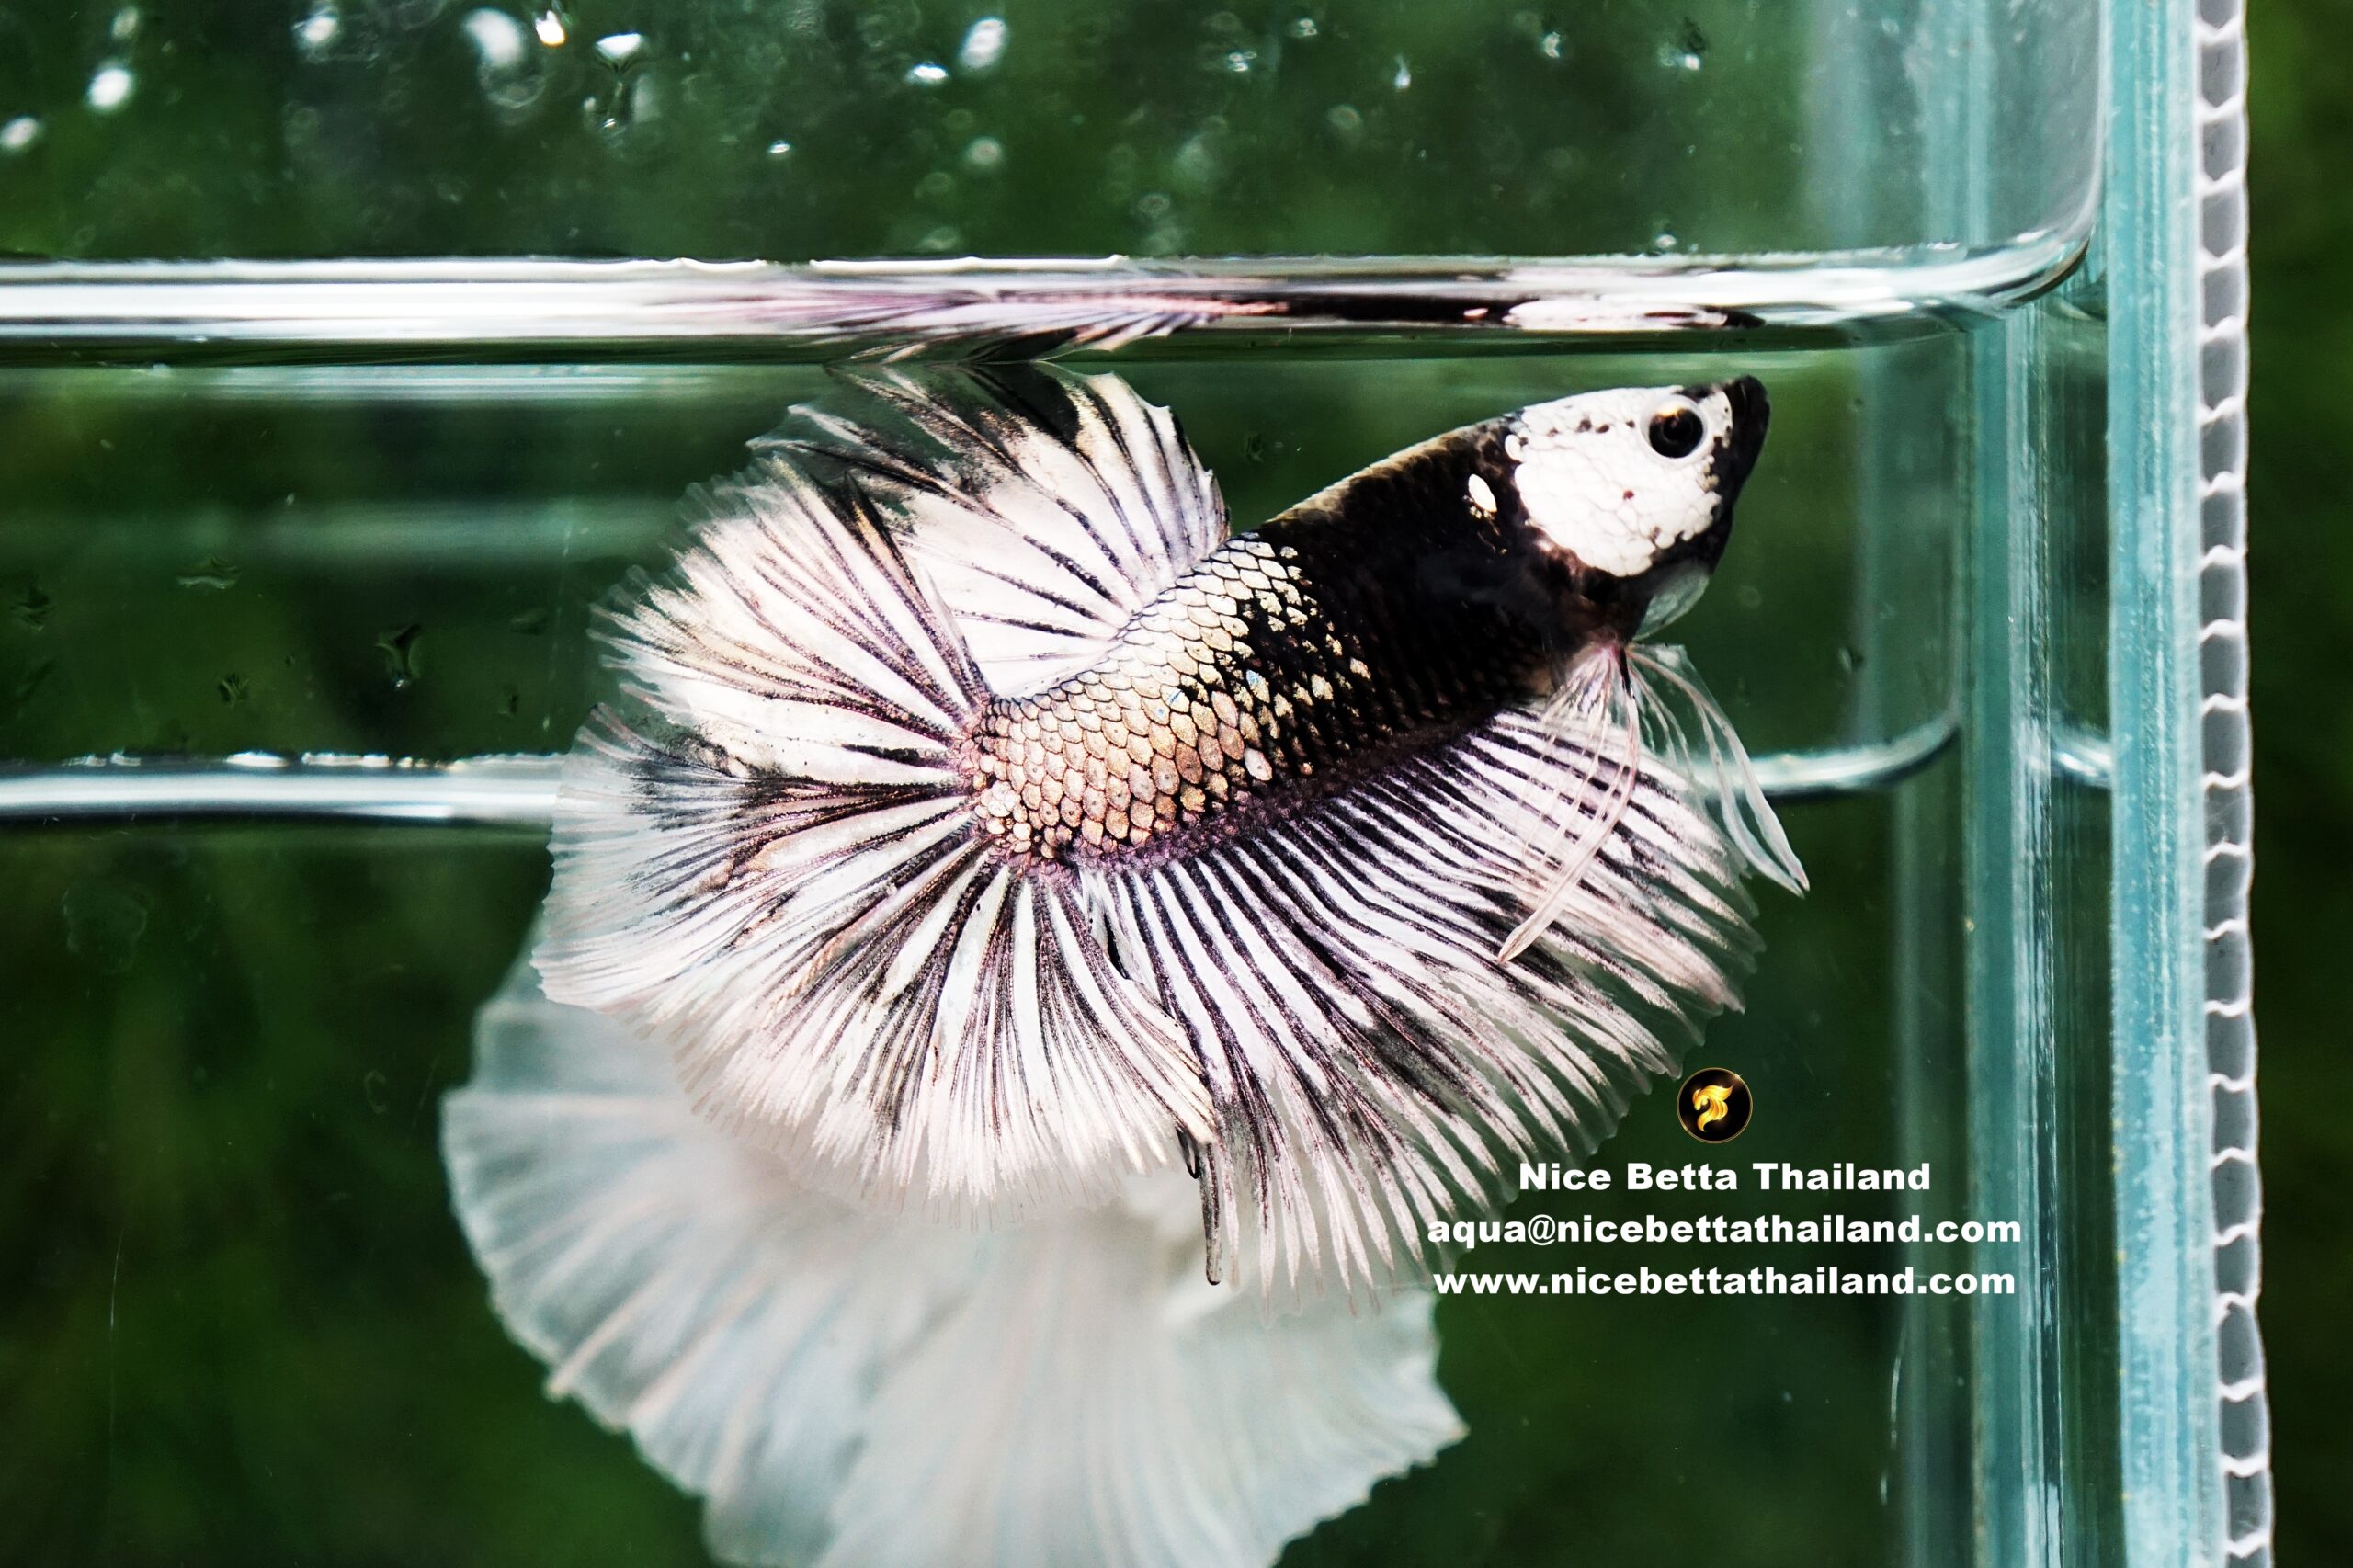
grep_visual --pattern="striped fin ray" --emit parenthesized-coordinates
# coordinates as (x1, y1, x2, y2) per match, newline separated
(538, 461, 1211, 1216)
(1096, 705, 1761, 1299)
(768, 365, 1229, 697)
(443, 953, 1459, 1568)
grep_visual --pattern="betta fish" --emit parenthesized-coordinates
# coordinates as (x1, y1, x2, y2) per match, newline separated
(536, 366, 1802, 1294)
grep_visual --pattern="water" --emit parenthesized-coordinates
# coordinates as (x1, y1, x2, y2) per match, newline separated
(0, 244, 2125, 1564)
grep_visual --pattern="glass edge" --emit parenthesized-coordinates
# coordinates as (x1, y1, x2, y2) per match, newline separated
(2105, 0, 2266, 1563)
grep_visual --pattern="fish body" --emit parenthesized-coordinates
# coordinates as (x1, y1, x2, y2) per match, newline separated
(963, 380, 1766, 876)
(540, 367, 1800, 1294)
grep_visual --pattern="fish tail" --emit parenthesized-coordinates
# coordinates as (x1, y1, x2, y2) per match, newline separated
(537, 460, 1211, 1216)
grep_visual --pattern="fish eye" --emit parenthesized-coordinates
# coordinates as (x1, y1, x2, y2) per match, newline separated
(1647, 403, 1706, 460)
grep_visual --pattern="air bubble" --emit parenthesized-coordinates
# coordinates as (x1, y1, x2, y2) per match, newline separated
(1392, 55, 1412, 90)
(1654, 231, 1678, 251)
(905, 61, 949, 86)
(465, 9, 528, 69)
(177, 556, 240, 590)
(767, 139, 794, 158)
(110, 6, 141, 41)
(379, 623, 422, 687)
(1172, 133, 1222, 189)
(594, 31, 643, 65)
(916, 224, 963, 252)
(86, 63, 135, 113)
(535, 8, 566, 45)
(467, 10, 546, 116)
(1286, 17, 1318, 39)
(294, 3, 341, 57)
(0, 117, 41, 154)
(962, 135, 1003, 171)
(957, 17, 1007, 73)
(1324, 103, 1362, 143)
(1659, 20, 1708, 71)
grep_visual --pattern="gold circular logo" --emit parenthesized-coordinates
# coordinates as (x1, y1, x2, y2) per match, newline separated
(1677, 1067, 1753, 1142)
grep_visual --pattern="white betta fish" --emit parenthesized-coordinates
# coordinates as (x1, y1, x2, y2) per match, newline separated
(537, 367, 1803, 1294)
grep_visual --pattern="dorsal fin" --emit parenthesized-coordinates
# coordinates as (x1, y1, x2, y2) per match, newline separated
(767, 366, 1229, 698)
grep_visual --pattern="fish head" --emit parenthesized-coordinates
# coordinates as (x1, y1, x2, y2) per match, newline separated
(1483, 377, 1769, 642)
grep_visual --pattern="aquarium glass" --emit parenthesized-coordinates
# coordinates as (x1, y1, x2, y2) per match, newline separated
(0, 3, 2261, 1567)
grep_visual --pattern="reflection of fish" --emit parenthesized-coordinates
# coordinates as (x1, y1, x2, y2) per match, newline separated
(1692, 1083, 1733, 1132)
(540, 367, 1803, 1292)
(444, 950, 1461, 1568)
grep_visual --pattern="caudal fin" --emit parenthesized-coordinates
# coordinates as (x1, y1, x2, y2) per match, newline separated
(536, 459, 1211, 1216)
(444, 949, 1461, 1568)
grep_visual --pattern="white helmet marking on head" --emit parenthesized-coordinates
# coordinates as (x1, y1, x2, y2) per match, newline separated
(1504, 386, 1734, 579)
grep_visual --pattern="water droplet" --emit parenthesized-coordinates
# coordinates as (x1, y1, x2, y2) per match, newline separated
(294, 3, 340, 57)
(1172, 132, 1222, 189)
(961, 135, 1003, 171)
(379, 623, 422, 687)
(467, 8, 550, 116)
(63, 881, 150, 974)
(1659, 19, 1708, 71)
(217, 672, 247, 705)
(593, 63, 663, 140)
(176, 556, 240, 590)
(766, 139, 794, 158)
(1392, 55, 1412, 90)
(86, 62, 135, 113)
(466, 8, 528, 69)
(957, 17, 1007, 73)
(594, 30, 644, 65)
(535, 8, 566, 45)
(904, 61, 949, 86)
(8, 581, 51, 629)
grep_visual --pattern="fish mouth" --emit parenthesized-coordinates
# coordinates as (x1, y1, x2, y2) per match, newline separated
(1706, 375, 1770, 499)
